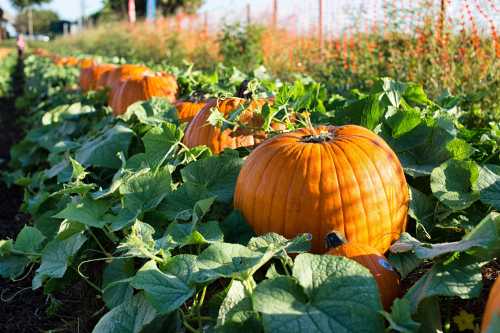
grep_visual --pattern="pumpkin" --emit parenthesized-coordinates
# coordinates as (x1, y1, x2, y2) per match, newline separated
(110, 72, 178, 116)
(94, 64, 117, 90)
(183, 98, 280, 154)
(175, 100, 210, 123)
(234, 125, 409, 253)
(79, 61, 97, 92)
(326, 233, 401, 309)
(482, 277, 500, 332)
(106, 64, 150, 89)
(54, 56, 79, 67)
(106, 64, 151, 106)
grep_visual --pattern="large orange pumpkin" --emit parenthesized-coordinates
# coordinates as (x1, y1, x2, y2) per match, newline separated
(482, 277, 500, 332)
(175, 100, 210, 123)
(234, 125, 409, 253)
(326, 234, 401, 309)
(110, 72, 178, 116)
(183, 98, 280, 154)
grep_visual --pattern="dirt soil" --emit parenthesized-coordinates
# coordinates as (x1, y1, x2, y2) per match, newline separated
(0, 57, 102, 333)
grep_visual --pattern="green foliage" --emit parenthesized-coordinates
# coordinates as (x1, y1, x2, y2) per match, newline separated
(15, 8, 59, 34)
(218, 23, 264, 72)
(0, 54, 498, 333)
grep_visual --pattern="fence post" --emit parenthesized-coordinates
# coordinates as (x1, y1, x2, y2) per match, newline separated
(128, 0, 136, 24)
(247, 3, 251, 25)
(272, 0, 278, 27)
(318, 0, 324, 52)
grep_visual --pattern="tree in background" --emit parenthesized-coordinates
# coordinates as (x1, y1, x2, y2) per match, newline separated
(10, 0, 52, 35)
(15, 8, 58, 35)
(101, 0, 203, 20)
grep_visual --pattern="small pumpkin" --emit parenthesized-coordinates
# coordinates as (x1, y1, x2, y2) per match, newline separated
(175, 99, 210, 123)
(110, 72, 178, 116)
(234, 125, 409, 253)
(482, 277, 500, 332)
(54, 56, 79, 67)
(183, 98, 279, 154)
(326, 233, 401, 309)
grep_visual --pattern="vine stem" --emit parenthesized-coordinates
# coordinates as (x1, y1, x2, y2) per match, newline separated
(71, 266, 102, 293)
(87, 228, 113, 259)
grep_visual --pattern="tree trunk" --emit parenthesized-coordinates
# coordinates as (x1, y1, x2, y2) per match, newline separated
(28, 7, 33, 37)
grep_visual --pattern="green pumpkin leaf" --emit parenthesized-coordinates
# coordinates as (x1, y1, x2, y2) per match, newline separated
(92, 293, 158, 333)
(119, 167, 172, 213)
(477, 165, 500, 210)
(76, 124, 134, 169)
(380, 298, 421, 333)
(403, 254, 484, 313)
(430, 160, 480, 210)
(102, 258, 135, 309)
(33, 232, 87, 289)
(217, 280, 261, 333)
(54, 197, 110, 229)
(14, 226, 46, 254)
(131, 259, 195, 315)
(253, 254, 384, 333)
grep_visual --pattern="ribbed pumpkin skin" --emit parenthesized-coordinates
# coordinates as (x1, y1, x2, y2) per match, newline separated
(111, 72, 178, 115)
(183, 98, 274, 154)
(482, 277, 500, 332)
(328, 243, 401, 309)
(175, 100, 209, 123)
(79, 62, 96, 92)
(92, 64, 117, 90)
(106, 65, 151, 106)
(234, 125, 409, 253)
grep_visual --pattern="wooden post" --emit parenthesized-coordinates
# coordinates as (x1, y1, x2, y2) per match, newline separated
(318, 0, 324, 52)
(247, 3, 251, 25)
(272, 0, 278, 28)
(203, 12, 208, 36)
(439, 0, 446, 39)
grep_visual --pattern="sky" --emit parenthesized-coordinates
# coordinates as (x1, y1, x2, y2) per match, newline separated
(0, 0, 104, 21)
(0, 0, 496, 36)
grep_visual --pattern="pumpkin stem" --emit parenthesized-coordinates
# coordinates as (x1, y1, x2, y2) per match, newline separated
(301, 132, 333, 143)
(325, 231, 347, 248)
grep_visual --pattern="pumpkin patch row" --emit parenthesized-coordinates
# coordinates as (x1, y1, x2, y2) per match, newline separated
(65, 54, 410, 310)
(3, 52, 497, 333)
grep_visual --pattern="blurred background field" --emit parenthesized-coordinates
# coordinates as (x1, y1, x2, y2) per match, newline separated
(1, 0, 499, 124)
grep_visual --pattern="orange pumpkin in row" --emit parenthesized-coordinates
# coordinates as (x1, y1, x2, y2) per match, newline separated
(183, 98, 284, 154)
(110, 71, 178, 115)
(175, 100, 209, 123)
(80, 63, 117, 92)
(234, 124, 409, 254)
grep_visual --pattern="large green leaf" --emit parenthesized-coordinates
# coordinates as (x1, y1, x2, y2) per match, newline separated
(119, 167, 172, 213)
(477, 165, 500, 210)
(102, 258, 135, 309)
(131, 258, 195, 315)
(253, 254, 384, 333)
(32, 232, 87, 289)
(92, 293, 158, 333)
(430, 160, 480, 210)
(217, 280, 261, 332)
(13, 226, 46, 254)
(53, 197, 110, 228)
(76, 124, 134, 169)
(403, 254, 484, 313)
